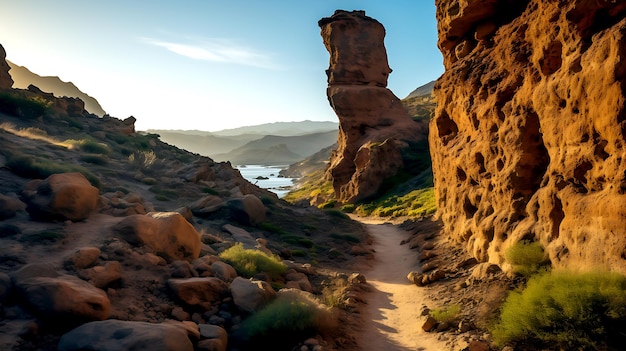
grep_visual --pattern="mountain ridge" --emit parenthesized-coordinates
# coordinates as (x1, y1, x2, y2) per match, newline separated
(7, 60, 107, 116)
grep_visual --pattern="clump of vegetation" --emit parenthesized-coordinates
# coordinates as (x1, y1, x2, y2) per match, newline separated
(234, 289, 337, 349)
(491, 270, 626, 350)
(282, 168, 334, 204)
(219, 243, 287, 279)
(505, 240, 548, 277)
(65, 138, 110, 155)
(128, 150, 157, 170)
(355, 187, 436, 218)
(0, 91, 51, 118)
(18, 230, 65, 243)
(430, 304, 461, 324)
(321, 276, 349, 308)
(323, 208, 350, 220)
(329, 233, 361, 243)
(79, 154, 109, 165)
(4, 152, 101, 188)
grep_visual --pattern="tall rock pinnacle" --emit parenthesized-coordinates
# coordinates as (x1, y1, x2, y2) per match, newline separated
(319, 10, 425, 203)
(0, 44, 14, 90)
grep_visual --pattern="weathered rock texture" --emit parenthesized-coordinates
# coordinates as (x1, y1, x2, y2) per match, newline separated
(319, 10, 425, 203)
(431, 0, 626, 274)
(0, 44, 13, 89)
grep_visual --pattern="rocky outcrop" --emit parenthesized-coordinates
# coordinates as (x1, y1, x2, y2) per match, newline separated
(431, 0, 626, 273)
(0, 44, 13, 90)
(319, 10, 426, 203)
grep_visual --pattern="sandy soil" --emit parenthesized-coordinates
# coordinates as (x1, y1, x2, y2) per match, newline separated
(356, 218, 449, 351)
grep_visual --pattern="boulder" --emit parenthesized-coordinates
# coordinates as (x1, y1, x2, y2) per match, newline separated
(57, 320, 195, 351)
(65, 247, 101, 269)
(15, 275, 109, 324)
(168, 277, 229, 310)
(226, 194, 266, 226)
(21, 172, 100, 222)
(431, 0, 626, 273)
(198, 324, 228, 351)
(113, 212, 201, 262)
(189, 195, 224, 217)
(0, 193, 26, 220)
(229, 277, 276, 313)
(318, 10, 425, 203)
(211, 261, 238, 282)
(0, 44, 13, 90)
(78, 261, 122, 289)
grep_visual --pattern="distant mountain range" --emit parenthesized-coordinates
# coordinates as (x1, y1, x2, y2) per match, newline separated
(150, 121, 339, 166)
(7, 60, 107, 116)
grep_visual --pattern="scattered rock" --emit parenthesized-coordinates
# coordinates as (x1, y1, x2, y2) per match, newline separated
(113, 212, 201, 262)
(168, 277, 229, 310)
(65, 247, 101, 269)
(421, 315, 438, 332)
(16, 275, 110, 324)
(230, 277, 276, 313)
(57, 319, 195, 351)
(226, 194, 267, 226)
(0, 193, 26, 219)
(211, 261, 238, 282)
(78, 261, 122, 289)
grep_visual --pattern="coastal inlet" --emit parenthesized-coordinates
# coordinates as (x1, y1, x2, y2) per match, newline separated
(236, 165, 296, 198)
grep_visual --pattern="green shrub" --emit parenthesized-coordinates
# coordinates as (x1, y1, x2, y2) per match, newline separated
(430, 304, 461, 323)
(323, 208, 350, 220)
(65, 139, 110, 155)
(0, 92, 50, 118)
(219, 243, 287, 279)
(329, 233, 361, 243)
(340, 203, 356, 213)
(80, 154, 109, 165)
(505, 240, 548, 277)
(318, 200, 336, 209)
(491, 270, 626, 350)
(355, 187, 436, 218)
(282, 235, 314, 248)
(259, 222, 285, 235)
(235, 289, 336, 348)
(5, 153, 101, 188)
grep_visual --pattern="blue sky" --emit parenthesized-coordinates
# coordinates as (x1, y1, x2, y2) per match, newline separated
(1, 1, 443, 132)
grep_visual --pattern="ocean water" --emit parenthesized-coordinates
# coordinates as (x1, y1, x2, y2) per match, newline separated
(236, 165, 295, 198)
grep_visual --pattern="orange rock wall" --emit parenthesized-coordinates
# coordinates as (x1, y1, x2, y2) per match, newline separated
(431, 0, 626, 273)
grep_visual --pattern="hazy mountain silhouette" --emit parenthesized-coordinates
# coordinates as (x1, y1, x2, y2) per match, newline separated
(7, 60, 107, 116)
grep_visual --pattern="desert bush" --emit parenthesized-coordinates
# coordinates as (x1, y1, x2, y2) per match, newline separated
(219, 243, 287, 279)
(0, 91, 50, 118)
(430, 304, 461, 323)
(65, 138, 110, 155)
(128, 150, 157, 169)
(79, 154, 109, 165)
(235, 289, 337, 348)
(491, 270, 626, 350)
(281, 235, 314, 248)
(318, 199, 336, 209)
(323, 208, 350, 220)
(505, 240, 548, 277)
(259, 222, 285, 235)
(340, 203, 356, 213)
(321, 276, 349, 308)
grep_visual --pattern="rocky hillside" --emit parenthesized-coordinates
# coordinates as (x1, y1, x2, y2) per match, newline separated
(430, 0, 626, 274)
(0, 43, 375, 351)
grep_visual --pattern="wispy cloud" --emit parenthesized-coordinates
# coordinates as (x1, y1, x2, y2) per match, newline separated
(140, 37, 278, 69)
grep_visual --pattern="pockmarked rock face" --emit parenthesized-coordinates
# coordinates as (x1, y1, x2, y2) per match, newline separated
(431, 0, 626, 273)
(319, 10, 425, 203)
(0, 44, 13, 90)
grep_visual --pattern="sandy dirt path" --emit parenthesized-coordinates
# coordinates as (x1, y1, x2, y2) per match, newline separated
(356, 219, 448, 351)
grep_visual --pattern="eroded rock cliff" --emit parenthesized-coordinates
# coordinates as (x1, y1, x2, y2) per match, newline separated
(319, 10, 425, 203)
(0, 44, 13, 90)
(431, 0, 626, 273)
